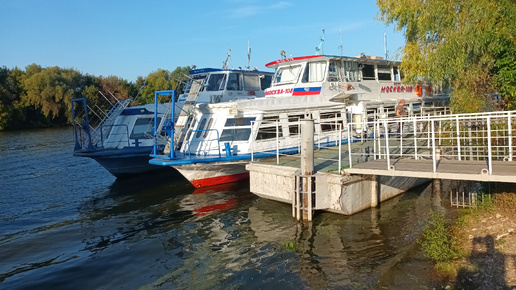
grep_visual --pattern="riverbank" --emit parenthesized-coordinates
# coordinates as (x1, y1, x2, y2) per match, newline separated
(439, 192, 516, 288)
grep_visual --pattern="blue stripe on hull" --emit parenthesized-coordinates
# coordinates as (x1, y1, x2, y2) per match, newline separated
(149, 138, 354, 166)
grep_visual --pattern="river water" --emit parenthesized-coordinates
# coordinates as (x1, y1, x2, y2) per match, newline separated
(1, 127, 442, 289)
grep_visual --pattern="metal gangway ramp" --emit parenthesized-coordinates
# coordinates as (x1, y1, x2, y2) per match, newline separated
(343, 110, 516, 183)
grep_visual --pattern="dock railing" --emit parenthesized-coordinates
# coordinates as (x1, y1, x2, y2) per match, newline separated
(262, 109, 516, 175)
(347, 110, 516, 175)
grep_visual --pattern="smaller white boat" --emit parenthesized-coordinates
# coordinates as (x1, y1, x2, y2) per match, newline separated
(72, 66, 274, 178)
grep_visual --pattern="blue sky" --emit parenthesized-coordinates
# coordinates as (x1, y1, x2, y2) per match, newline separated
(0, 0, 405, 82)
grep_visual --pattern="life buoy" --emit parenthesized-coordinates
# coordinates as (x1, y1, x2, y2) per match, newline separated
(248, 90, 255, 96)
(345, 83, 354, 91)
(415, 85, 422, 97)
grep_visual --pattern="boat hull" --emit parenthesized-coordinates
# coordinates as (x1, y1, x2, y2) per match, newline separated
(74, 146, 167, 178)
(174, 161, 250, 188)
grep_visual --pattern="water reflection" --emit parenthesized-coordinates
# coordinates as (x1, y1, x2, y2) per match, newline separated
(1, 130, 441, 290)
(135, 182, 439, 289)
(246, 182, 436, 289)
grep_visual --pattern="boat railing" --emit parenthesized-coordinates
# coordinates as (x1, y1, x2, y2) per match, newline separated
(92, 98, 131, 145)
(250, 120, 286, 164)
(184, 129, 222, 158)
(71, 95, 131, 151)
(249, 119, 346, 167)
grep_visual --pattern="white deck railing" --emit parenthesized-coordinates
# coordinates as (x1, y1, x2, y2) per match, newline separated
(347, 110, 516, 175)
(263, 109, 516, 176)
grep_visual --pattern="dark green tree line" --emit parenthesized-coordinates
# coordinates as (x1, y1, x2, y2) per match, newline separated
(0, 65, 190, 130)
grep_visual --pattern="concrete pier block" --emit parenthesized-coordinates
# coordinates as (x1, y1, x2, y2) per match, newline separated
(247, 163, 429, 216)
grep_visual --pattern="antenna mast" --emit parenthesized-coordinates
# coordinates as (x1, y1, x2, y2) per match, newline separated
(339, 29, 343, 56)
(247, 37, 251, 70)
(384, 32, 388, 60)
(315, 29, 325, 55)
(222, 49, 231, 70)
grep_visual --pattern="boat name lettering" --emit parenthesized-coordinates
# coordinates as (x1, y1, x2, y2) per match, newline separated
(266, 88, 294, 96)
(380, 85, 413, 93)
(275, 58, 295, 64)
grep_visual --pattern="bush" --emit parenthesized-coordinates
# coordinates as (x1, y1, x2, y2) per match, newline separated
(419, 211, 461, 263)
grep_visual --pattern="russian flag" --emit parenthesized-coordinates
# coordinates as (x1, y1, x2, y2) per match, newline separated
(292, 87, 322, 96)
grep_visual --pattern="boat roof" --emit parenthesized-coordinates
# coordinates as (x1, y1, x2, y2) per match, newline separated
(189, 68, 273, 75)
(265, 55, 401, 69)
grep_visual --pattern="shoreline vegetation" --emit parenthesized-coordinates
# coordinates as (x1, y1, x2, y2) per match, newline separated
(0, 64, 190, 131)
(420, 190, 516, 288)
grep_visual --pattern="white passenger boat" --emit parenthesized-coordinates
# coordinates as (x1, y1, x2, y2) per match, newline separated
(72, 67, 273, 178)
(149, 54, 449, 187)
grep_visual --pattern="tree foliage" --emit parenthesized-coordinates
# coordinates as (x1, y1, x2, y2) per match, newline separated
(22, 65, 82, 119)
(136, 66, 190, 105)
(377, 0, 516, 112)
(0, 64, 190, 130)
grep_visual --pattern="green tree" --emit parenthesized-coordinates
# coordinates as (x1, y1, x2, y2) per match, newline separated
(0, 66, 24, 130)
(22, 65, 82, 123)
(170, 66, 191, 95)
(135, 67, 190, 105)
(377, 0, 516, 112)
(98, 75, 132, 102)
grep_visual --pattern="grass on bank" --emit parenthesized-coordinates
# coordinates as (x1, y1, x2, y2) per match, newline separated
(419, 192, 516, 278)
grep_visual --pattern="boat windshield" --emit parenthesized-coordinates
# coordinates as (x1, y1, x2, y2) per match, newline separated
(301, 61, 327, 83)
(273, 65, 302, 84)
(184, 75, 207, 94)
(205, 73, 227, 91)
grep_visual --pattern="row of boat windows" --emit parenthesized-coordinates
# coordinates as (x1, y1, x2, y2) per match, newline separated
(184, 73, 273, 93)
(274, 60, 401, 84)
(192, 113, 346, 142)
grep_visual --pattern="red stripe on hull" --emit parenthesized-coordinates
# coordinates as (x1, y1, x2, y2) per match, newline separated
(190, 172, 249, 188)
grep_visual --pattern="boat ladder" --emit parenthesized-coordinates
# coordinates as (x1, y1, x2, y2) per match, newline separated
(293, 172, 316, 221)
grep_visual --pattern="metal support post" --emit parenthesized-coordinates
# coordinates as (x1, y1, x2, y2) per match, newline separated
(338, 124, 342, 171)
(456, 116, 461, 160)
(432, 119, 437, 173)
(487, 116, 492, 175)
(413, 118, 418, 160)
(384, 120, 391, 170)
(347, 123, 352, 168)
(509, 113, 513, 161)
(276, 120, 279, 164)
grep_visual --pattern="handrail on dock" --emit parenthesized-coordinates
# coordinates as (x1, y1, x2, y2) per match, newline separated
(262, 109, 516, 177)
(347, 110, 516, 175)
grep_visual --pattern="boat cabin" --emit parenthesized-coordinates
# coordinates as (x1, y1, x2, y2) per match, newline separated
(176, 68, 273, 109)
(264, 54, 432, 102)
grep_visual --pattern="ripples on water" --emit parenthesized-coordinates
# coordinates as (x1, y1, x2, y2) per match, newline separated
(0, 127, 439, 289)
